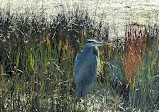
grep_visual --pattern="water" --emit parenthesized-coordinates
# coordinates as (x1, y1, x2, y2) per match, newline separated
(1, 0, 159, 39)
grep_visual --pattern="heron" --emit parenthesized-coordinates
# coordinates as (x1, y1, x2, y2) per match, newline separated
(74, 40, 110, 99)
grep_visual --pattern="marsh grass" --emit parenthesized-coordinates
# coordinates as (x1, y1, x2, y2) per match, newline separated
(0, 6, 159, 111)
(127, 31, 159, 111)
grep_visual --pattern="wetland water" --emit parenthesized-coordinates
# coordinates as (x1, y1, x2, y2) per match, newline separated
(1, 0, 159, 39)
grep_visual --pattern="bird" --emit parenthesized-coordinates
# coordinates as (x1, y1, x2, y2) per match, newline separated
(74, 39, 110, 99)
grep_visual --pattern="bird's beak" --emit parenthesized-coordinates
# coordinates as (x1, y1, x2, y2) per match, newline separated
(105, 43, 112, 46)
(92, 42, 111, 47)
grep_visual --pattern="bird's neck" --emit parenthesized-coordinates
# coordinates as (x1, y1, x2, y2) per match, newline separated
(92, 46, 99, 57)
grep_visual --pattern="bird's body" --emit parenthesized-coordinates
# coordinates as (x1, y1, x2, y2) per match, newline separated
(74, 40, 107, 99)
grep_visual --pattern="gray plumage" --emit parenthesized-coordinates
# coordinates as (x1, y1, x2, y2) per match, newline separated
(74, 40, 106, 98)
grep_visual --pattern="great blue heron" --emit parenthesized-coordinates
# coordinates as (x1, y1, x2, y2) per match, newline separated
(74, 40, 110, 99)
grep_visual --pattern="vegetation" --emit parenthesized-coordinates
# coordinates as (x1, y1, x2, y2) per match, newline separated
(0, 6, 158, 111)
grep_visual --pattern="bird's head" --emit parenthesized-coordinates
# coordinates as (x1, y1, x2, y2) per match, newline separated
(84, 39, 110, 48)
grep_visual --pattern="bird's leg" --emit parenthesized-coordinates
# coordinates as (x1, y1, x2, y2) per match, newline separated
(84, 97, 87, 111)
